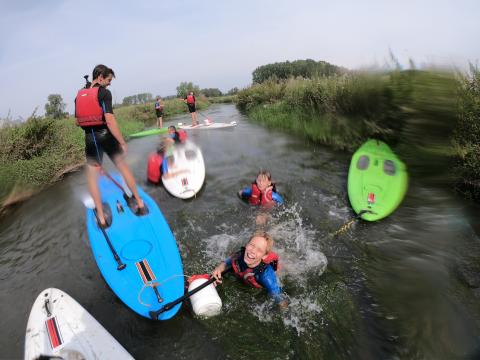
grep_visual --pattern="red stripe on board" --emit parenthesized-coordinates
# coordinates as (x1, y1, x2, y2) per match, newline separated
(45, 317, 62, 349)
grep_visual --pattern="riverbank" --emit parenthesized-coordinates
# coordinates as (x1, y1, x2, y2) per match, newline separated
(236, 69, 480, 199)
(0, 97, 209, 212)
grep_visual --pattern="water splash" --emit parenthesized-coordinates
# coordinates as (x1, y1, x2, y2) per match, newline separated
(270, 203, 328, 283)
(281, 295, 325, 334)
(200, 202, 329, 335)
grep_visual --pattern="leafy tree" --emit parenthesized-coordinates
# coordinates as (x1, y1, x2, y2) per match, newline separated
(137, 93, 153, 104)
(122, 93, 153, 106)
(201, 88, 223, 97)
(176, 82, 201, 98)
(45, 94, 67, 119)
(252, 59, 346, 84)
(227, 87, 239, 95)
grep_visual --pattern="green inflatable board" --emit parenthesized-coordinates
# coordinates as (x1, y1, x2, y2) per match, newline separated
(347, 139, 408, 221)
(130, 127, 168, 139)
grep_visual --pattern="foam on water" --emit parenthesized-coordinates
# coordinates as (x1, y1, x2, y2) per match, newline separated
(280, 295, 325, 334)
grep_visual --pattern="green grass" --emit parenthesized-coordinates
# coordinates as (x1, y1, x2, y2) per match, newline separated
(237, 69, 480, 196)
(238, 70, 463, 164)
(0, 97, 210, 208)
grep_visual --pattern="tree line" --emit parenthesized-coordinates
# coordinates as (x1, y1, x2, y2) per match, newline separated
(252, 59, 347, 84)
(36, 82, 238, 121)
(122, 93, 154, 106)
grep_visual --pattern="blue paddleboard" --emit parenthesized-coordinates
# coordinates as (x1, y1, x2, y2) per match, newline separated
(86, 174, 184, 320)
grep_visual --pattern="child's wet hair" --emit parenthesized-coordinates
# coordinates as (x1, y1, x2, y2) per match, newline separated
(168, 125, 177, 132)
(249, 231, 274, 253)
(257, 170, 271, 180)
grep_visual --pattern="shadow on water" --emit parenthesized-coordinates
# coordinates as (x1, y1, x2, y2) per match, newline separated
(1, 104, 480, 359)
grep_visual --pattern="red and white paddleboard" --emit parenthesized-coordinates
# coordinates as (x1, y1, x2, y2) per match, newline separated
(178, 120, 237, 130)
(162, 140, 205, 199)
(24, 288, 133, 360)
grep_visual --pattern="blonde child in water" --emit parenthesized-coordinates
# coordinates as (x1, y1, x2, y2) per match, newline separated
(212, 231, 288, 309)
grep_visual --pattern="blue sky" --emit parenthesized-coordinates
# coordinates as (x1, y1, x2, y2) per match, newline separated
(0, 0, 478, 118)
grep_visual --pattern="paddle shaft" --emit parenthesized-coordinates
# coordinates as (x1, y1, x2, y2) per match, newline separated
(197, 111, 211, 121)
(100, 169, 138, 211)
(93, 209, 126, 271)
(102, 169, 132, 198)
(149, 270, 229, 320)
(153, 286, 163, 303)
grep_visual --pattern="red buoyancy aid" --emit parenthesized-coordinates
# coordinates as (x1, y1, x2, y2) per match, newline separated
(178, 129, 188, 142)
(231, 248, 279, 289)
(186, 95, 195, 104)
(75, 87, 104, 127)
(249, 183, 275, 206)
(147, 152, 163, 183)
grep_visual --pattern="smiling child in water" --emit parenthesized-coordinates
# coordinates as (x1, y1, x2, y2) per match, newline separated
(212, 231, 288, 309)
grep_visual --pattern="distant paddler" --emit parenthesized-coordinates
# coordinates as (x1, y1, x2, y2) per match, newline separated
(155, 96, 164, 128)
(184, 91, 198, 127)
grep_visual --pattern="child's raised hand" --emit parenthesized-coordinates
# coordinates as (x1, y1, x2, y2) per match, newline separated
(212, 262, 227, 285)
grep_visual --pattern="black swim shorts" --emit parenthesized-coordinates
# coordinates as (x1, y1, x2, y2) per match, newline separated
(84, 128, 122, 165)
(187, 104, 196, 113)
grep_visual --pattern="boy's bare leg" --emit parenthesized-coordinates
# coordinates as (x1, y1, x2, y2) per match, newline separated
(86, 164, 105, 224)
(114, 155, 144, 209)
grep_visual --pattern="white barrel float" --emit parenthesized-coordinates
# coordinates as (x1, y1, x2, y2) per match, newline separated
(188, 274, 222, 317)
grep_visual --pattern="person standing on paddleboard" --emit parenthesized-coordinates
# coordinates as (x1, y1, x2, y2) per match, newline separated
(75, 64, 146, 228)
(155, 97, 164, 128)
(184, 91, 198, 126)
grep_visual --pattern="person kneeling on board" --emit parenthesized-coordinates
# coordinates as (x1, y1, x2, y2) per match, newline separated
(211, 231, 288, 309)
(147, 126, 187, 183)
(166, 125, 186, 144)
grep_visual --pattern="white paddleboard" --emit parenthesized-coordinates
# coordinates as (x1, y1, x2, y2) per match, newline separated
(25, 288, 133, 360)
(161, 140, 205, 199)
(178, 120, 237, 130)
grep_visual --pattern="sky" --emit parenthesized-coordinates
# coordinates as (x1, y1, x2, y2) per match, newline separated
(0, 0, 479, 119)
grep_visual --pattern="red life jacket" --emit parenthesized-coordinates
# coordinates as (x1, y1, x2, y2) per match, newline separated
(231, 247, 279, 289)
(249, 182, 275, 206)
(178, 129, 188, 143)
(147, 152, 163, 183)
(186, 95, 195, 104)
(75, 87, 104, 127)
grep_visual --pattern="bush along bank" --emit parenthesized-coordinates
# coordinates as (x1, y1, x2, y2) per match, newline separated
(0, 98, 209, 210)
(453, 67, 480, 201)
(236, 70, 470, 186)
